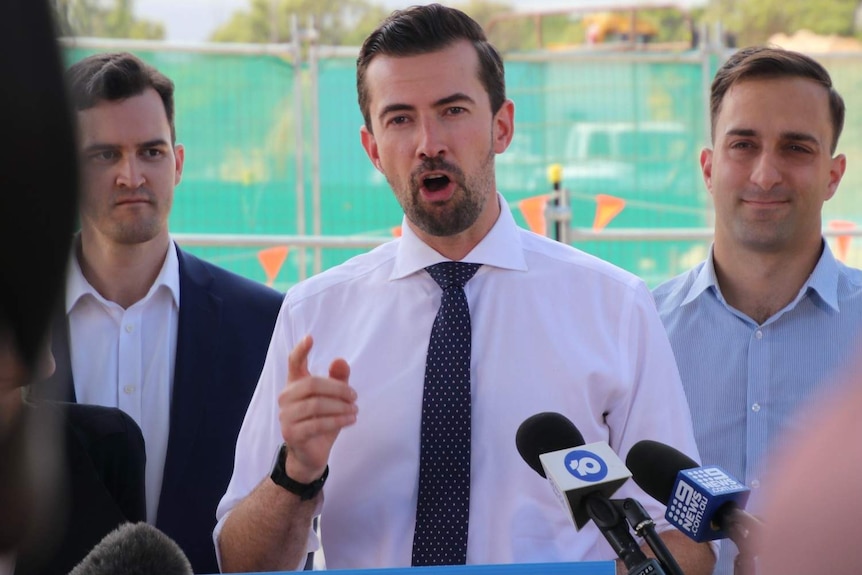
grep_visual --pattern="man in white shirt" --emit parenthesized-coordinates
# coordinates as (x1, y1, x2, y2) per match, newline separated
(216, 5, 714, 574)
(30, 52, 283, 574)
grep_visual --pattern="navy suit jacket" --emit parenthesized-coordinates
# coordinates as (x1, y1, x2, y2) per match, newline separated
(34, 246, 284, 574)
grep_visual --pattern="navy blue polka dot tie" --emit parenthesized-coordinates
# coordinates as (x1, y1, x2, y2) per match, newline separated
(412, 261, 481, 566)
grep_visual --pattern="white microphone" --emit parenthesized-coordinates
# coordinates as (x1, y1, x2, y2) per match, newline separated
(540, 440, 632, 530)
(516, 413, 666, 575)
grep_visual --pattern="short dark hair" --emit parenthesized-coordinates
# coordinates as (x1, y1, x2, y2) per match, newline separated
(356, 3, 506, 132)
(65, 52, 177, 144)
(710, 46, 845, 154)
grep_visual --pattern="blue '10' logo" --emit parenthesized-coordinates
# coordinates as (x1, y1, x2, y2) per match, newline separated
(564, 450, 608, 482)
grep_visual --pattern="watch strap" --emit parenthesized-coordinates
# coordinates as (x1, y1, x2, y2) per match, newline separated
(270, 443, 328, 501)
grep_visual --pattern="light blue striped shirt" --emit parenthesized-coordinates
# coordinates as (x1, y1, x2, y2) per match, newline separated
(653, 241, 862, 575)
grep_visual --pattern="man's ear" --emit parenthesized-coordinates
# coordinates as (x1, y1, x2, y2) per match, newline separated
(825, 153, 846, 202)
(700, 147, 713, 195)
(360, 126, 383, 173)
(174, 143, 185, 185)
(492, 99, 515, 154)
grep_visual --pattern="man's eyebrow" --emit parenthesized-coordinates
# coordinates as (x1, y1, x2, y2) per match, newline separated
(724, 128, 820, 146)
(724, 128, 758, 138)
(139, 138, 171, 148)
(377, 93, 477, 123)
(434, 93, 475, 107)
(82, 139, 170, 153)
(378, 103, 415, 123)
(81, 142, 118, 154)
(780, 131, 820, 145)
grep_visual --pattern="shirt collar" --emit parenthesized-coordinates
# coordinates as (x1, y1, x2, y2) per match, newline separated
(805, 240, 840, 312)
(66, 238, 181, 313)
(680, 239, 841, 312)
(389, 193, 529, 280)
(680, 246, 720, 307)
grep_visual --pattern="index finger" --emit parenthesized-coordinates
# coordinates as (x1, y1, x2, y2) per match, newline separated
(288, 334, 313, 382)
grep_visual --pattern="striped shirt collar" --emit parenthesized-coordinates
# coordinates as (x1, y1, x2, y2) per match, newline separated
(681, 239, 840, 313)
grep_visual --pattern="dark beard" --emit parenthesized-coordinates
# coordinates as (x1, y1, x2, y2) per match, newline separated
(396, 151, 494, 237)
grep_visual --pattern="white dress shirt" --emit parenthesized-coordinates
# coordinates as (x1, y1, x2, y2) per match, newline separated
(215, 197, 701, 568)
(66, 241, 180, 523)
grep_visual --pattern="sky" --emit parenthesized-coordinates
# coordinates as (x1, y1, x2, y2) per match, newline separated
(134, 0, 706, 42)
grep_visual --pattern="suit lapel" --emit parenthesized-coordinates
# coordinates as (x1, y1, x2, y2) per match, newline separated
(158, 247, 222, 520)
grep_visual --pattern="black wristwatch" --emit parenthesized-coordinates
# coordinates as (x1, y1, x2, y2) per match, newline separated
(270, 443, 328, 501)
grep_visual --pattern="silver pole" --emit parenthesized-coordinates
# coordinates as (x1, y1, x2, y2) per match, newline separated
(308, 18, 323, 274)
(291, 14, 307, 279)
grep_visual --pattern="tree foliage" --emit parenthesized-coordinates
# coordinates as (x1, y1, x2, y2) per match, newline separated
(209, 0, 389, 44)
(702, 0, 860, 46)
(52, 0, 164, 39)
(206, 0, 703, 51)
(209, 0, 528, 46)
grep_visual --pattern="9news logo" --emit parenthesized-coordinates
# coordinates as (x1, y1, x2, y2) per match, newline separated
(564, 449, 608, 482)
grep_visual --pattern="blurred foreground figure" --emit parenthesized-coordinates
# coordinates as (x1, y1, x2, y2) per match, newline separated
(758, 370, 862, 575)
(1, 3, 148, 575)
(0, 0, 78, 563)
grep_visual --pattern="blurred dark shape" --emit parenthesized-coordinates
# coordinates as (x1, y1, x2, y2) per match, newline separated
(0, 0, 79, 560)
(12, 403, 146, 575)
(69, 522, 194, 575)
(0, 0, 78, 372)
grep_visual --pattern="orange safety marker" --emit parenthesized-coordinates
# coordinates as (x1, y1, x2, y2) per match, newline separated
(828, 219, 856, 262)
(518, 195, 549, 235)
(593, 194, 626, 231)
(257, 245, 290, 287)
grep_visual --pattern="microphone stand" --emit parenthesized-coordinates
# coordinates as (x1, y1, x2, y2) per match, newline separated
(585, 495, 666, 575)
(614, 498, 685, 575)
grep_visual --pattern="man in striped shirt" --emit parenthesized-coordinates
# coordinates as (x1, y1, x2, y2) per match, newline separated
(653, 46, 862, 575)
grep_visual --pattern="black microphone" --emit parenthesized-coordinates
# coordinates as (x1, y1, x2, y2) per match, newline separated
(68, 522, 193, 575)
(515, 411, 585, 478)
(516, 411, 632, 527)
(516, 413, 666, 575)
(626, 440, 763, 559)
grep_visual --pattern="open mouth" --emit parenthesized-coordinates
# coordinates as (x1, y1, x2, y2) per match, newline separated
(423, 174, 451, 192)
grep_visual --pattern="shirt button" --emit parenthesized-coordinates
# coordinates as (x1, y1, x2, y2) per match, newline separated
(751, 479, 761, 489)
(755, 330, 763, 339)
(125, 324, 134, 333)
(123, 384, 136, 394)
(752, 403, 761, 412)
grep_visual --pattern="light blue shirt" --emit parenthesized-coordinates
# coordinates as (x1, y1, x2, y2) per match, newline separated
(652, 241, 862, 574)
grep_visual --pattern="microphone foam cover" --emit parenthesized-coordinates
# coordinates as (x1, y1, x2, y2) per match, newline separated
(625, 439, 698, 503)
(69, 522, 193, 575)
(516, 412, 585, 478)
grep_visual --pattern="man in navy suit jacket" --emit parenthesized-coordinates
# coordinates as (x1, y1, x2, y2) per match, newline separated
(30, 52, 283, 574)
